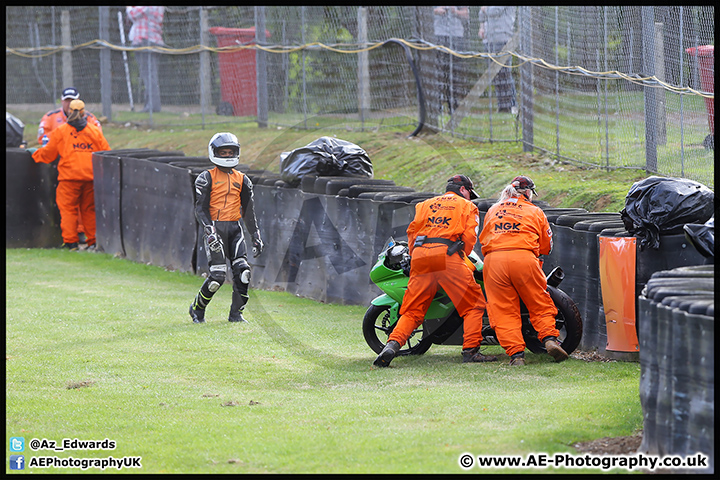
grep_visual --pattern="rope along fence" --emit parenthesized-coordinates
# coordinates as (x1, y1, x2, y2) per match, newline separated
(6, 6, 714, 187)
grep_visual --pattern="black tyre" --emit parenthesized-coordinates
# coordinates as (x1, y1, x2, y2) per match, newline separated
(651, 265, 714, 278)
(362, 304, 432, 356)
(554, 213, 621, 228)
(325, 178, 394, 195)
(381, 192, 437, 203)
(300, 175, 318, 192)
(473, 198, 498, 211)
(348, 185, 414, 198)
(583, 220, 626, 232)
(314, 176, 353, 194)
(523, 286, 583, 355)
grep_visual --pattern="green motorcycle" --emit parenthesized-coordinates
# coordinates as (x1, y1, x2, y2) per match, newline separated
(363, 238, 584, 357)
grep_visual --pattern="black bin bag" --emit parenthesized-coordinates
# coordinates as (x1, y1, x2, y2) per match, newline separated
(280, 136, 373, 187)
(620, 176, 715, 250)
(684, 215, 714, 261)
(6, 112, 25, 147)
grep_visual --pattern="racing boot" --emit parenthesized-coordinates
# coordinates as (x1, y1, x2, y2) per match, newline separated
(462, 346, 498, 363)
(509, 352, 525, 366)
(189, 302, 205, 323)
(373, 340, 401, 367)
(543, 336, 568, 363)
(228, 291, 249, 323)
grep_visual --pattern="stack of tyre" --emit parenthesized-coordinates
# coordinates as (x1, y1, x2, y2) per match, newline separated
(637, 264, 714, 474)
(293, 174, 437, 204)
(546, 211, 625, 351)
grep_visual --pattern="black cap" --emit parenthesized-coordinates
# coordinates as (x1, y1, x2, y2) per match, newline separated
(511, 175, 537, 195)
(62, 87, 80, 100)
(447, 174, 479, 199)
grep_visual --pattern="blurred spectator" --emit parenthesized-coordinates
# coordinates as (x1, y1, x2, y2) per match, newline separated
(433, 6, 469, 115)
(478, 6, 517, 114)
(127, 6, 165, 113)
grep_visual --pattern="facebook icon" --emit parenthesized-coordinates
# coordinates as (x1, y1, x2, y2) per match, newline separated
(10, 455, 25, 470)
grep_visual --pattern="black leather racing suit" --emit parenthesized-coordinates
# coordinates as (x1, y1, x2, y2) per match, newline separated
(190, 166, 262, 320)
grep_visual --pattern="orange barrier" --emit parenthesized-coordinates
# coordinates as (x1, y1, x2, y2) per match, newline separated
(599, 236, 639, 352)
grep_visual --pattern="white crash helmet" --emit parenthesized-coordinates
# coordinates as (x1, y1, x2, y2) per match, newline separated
(208, 132, 240, 168)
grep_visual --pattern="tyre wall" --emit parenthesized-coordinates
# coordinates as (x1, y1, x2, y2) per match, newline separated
(636, 265, 714, 474)
(6, 148, 61, 248)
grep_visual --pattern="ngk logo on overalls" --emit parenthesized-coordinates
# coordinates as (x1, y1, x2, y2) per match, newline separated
(494, 222, 521, 231)
(427, 216, 451, 227)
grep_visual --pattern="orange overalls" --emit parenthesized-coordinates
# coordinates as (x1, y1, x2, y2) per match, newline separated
(37, 109, 103, 238)
(32, 121, 110, 246)
(478, 196, 558, 357)
(387, 192, 486, 350)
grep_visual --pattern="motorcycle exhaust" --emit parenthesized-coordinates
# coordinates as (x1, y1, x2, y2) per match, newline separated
(546, 267, 564, 288)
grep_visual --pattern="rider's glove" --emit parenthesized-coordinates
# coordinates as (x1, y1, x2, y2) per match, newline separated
(204, 225, 223, 253)
(252, 233, 264, 258)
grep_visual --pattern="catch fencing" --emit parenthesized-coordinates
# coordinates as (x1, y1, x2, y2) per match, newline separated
(5, 6, 715, 187)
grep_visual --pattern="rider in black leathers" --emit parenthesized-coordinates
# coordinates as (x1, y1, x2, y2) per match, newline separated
(189, 132, 264, 323)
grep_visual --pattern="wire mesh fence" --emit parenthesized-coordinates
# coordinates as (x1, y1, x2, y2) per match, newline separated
(6, 6, 714, 187)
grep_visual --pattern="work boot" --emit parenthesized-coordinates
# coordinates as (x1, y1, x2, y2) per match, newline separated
(462, 346, 498, 363)
(509, 352, 525, 366)
(189, 304, 205, 324)
(61, 242, 79, 251)
(228, 291, 249, 323)
(373, 340, 401, 368)
(543, 336, 568, 363)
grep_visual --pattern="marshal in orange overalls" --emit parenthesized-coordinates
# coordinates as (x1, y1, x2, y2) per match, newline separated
(478, 196, 559, 357)
(32, 121, 110, 247)
(387, 191, 486, 350)
(37, 107, 102, 239)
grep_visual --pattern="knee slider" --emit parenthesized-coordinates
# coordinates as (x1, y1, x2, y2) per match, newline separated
(232, 260, 251, 284)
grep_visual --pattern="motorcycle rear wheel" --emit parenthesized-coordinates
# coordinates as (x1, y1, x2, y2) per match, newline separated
(363, 304, 432, 356)
(523, 286, 583, 355)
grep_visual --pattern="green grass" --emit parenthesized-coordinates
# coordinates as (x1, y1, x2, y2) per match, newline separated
(6, 248, 642, 473)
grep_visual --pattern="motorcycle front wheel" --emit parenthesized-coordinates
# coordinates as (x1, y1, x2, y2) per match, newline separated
(523, 286, 584, 355)
(362, 304, 432, 356)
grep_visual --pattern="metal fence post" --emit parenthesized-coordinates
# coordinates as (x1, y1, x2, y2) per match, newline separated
(255, 6, 268, 129)
(61, 10, 73, 90)
(642, 6, 658, 172)
(521, 6, 534, 152)
(99, 6, 112, 121)
(358, 7, 370, 129)
(199, 7, 211, 128)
